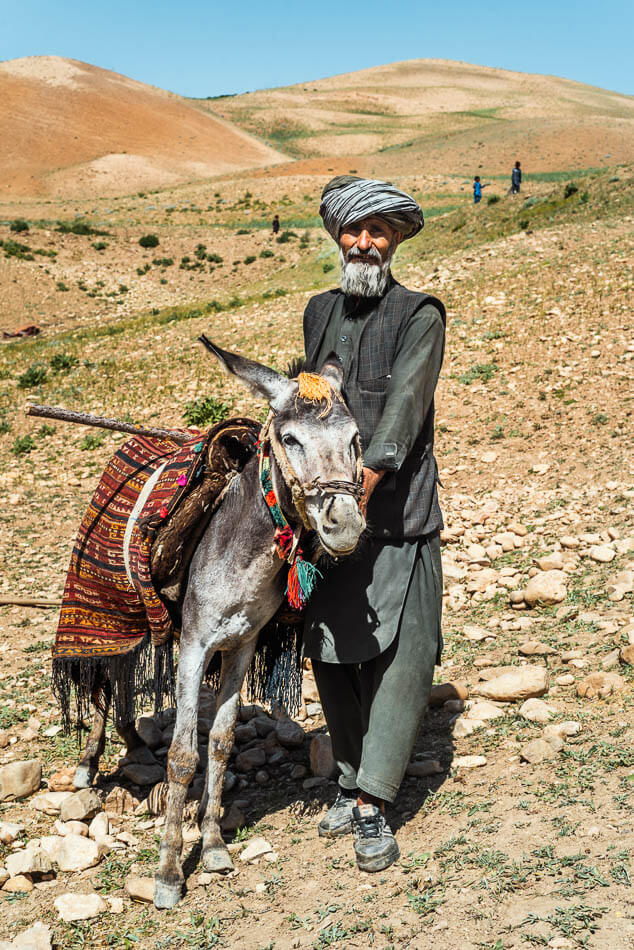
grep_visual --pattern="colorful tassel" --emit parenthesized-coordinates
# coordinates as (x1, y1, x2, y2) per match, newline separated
(177, 473, 188, 487)
(274, 526, 294, 560)
(286, 553, 322, 610)
(159, 505, 169, 519)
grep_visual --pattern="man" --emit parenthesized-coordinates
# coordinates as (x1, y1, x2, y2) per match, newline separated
(302, 175, 446, 872)
(511, 161, 522, 194)
(272, 213, 280, 235)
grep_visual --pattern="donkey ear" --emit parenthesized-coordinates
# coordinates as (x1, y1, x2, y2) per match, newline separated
(319, 354, 344, 393)
(199, 335, 292, 409)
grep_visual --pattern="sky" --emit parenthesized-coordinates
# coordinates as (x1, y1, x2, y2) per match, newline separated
(1, 0, 633, 98)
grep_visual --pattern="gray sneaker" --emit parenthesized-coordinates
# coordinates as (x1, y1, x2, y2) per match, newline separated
(317, 788, 357, 838)
(352, 803, 400, 872)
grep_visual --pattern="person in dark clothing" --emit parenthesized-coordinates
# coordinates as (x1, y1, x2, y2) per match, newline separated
(303, 175, 445, 873)
(272, 214, 280, 235)
(511, 161, 522, 194)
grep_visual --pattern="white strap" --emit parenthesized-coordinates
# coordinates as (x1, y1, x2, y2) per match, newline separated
(123, 461, 168, 588)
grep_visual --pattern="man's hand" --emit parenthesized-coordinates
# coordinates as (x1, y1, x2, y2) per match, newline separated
(360, 467, 385, 517)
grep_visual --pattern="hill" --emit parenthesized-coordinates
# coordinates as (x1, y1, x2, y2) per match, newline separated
(0, 56, 286, 198)
(200, 58, 634, 176)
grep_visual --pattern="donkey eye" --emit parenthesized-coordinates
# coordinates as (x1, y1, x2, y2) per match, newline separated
(282, 434, 300, 448)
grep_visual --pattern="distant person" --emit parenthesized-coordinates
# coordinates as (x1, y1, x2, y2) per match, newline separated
(473, 176, 488, 204)
(511, 161, 522, 194)
(272, 214, 280, 235)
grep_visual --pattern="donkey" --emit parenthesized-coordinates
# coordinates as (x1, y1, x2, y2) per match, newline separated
(137, 342, 365, 908)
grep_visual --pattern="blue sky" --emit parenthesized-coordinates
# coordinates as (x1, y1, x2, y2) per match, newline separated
(1, 0, 632, 97)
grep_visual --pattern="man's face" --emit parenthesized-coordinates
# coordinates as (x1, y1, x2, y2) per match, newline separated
(339, 216, 401, 265)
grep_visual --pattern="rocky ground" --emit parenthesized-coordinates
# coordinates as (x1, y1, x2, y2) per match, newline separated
(0, 165, 632, 948)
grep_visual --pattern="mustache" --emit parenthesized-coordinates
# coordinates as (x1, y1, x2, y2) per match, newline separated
(345, 245, 382, 265)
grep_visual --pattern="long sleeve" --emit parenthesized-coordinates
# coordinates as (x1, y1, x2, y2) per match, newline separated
(362, 303, 445, 471)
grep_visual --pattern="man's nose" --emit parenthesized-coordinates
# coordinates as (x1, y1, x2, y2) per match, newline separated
(356, 229, 372, 251)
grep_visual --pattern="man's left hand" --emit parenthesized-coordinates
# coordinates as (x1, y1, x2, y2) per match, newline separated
(360, 467, 385, 517)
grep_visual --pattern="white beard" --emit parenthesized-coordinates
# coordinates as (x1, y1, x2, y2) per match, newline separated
(339, 247, 392, 298)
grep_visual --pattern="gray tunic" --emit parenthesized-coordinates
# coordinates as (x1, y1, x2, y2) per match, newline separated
(303, 291, 445, 664)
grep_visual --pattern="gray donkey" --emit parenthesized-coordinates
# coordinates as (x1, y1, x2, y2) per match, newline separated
(151, 341, 366, 908)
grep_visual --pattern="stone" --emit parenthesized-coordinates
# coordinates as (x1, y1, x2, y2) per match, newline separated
(2, 875, 34, 893)
(560, 536, 580, 549)
(537, 553, 564, 571)
(523, 571, 567, 608)
(89, 812, 110, 841)
(306, 702, 322, 717)
(466, 568, 499, 594)
(480, 451, 497, 464)
(576, 672, 625, 699)
(54, 892, 107, 922)
(543, 733, 565, 753)
(48, 767, 76, 792)
(220, 803, 245, 832)
(519, 698, 555, 723)
(476, 666, 549, 702)
(290, 764, 307, 779)
(454, 755, 487, 768)
(56, 834, 101, 872)
(406, 760, 443, 777)
(452, 719, 478, 738)
(465, 701, 504, 722)
(4, 922, 51, 949)
(555, 673, 575, 686)
(32, 791, 73, 815)
(607, 570, 634, 602)
(6, 846, 52, 878)
(544, 721, 581, 742)
(0, 867, 8, 887)
(310, 734, 336, 778)
(39, 835, 65, 863)
(235, 747, 266, 772)
(255, 770, 269, 786)
(463, 624, 488, 642)
(253, 716, 276, 738)
(58, 821, 89, 837)
(518, 640, 556, 656)
(239, 837, 274, 862)
(234, 722, 258, 744)
(106, 896, 125, 914)
(119, 763, 165, 786)
(303, 776, 328, 790)
(619, 645, 634, 665)
(587, 545, 616, 563)
(0, 760, 41, 801)
(601, 649, 621, 670)
(0, 822, 24, 844)
(429, 682, 469, 706)
(124, 874, 154, 902)
(466, 544, 488, 564)
(520, 738, 556, 764)
(275, 717, 305, 748)
(136, 717, 164, 750)
(59, 788, 102, 823)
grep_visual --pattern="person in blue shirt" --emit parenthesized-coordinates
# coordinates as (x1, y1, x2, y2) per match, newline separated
(473, 176, 487, 203)
(511, 161, 522, 194)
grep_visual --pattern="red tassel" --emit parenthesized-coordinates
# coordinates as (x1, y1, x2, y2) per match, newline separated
(159, 505, 168, 519)
(287, 561, 303, 610)
(274, 526, 294, 559)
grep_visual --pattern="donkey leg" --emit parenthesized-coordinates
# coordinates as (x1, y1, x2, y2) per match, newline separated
(200, 642, 256, 873)
(75, 678, 111, 788)
(114, 670, 160, 766)
(154, 643, 206, 909)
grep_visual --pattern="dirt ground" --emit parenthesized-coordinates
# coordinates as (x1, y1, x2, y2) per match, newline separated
(0, 147, 632, 949)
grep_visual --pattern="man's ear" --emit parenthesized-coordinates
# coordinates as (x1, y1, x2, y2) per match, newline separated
(319, 354, 344, 393)
(199, 335, 293, 410)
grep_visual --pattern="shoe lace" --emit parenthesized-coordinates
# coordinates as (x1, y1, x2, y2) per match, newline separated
(354, 810, 384, 839)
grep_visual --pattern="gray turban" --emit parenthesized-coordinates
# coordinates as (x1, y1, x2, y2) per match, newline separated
(319, 175, 423, 242)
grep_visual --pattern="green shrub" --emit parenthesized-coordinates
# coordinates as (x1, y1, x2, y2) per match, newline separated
(207, 252, 223, 264)
(457, 363, 498, 385)
(56, 220, 108, 236)
(50, 353, 78, 374)
(259, 249, 274, 258)
(244, 255, 256, 265)
(276, 230, 298, 243)
(153, 257, 173, 267)
(236, 228, 250, 235)
(1, 239, 34, 261)
(519, 219, 529, 230)
(195, 244, 207, 260)
(183, 396, 232, 428)
(487, 194, 500, 205)
(18, 364, 48, 388)
(139, 234, 159, 248)
(322, 262, 335, 273)
(38, 424, 55, 438)
(92, 241, 107, 251)
(137, 264, 151, 275)
(11, 435, 35, 455)
(564, 182, 579, 199)
(80, 433, 105, 450)
(10, 219, 29, 233)
(579, 191, 589, 204)
(56, 281, 69, 291)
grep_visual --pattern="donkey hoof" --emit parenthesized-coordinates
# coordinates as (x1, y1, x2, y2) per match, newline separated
(202, 847, 234, 874)
(73, 765, 96, 789)
(153, 878, 182, 909)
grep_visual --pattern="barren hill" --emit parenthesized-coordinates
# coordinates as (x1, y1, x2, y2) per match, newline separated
(0, 56, 285, 198)
(201, 58, 634, 176)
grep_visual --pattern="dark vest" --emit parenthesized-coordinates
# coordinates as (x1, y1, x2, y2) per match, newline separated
(303, 279, 446, 540)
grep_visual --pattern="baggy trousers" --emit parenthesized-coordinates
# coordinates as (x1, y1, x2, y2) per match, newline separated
(312, 534, 442, 803)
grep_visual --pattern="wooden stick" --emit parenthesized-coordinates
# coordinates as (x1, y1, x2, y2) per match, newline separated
(25, 404, 192, 445)
(0, 596, 62, 608)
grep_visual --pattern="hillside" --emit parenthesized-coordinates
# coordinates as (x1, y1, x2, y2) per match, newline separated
(0, 56, 285, 198)
(199, 58, 634, 176)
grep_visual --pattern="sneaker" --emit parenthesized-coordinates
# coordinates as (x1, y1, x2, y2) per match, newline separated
(317, 788, 358, 838)
(352, 803, 400, 872)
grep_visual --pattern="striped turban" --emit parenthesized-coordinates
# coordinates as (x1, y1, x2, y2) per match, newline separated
(319, 175, 424, 243)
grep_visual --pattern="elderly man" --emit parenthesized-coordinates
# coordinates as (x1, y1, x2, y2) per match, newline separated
(302, 175, 446, 872)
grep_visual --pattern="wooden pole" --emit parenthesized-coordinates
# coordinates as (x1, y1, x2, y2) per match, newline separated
(25, 404, 192, 445)
(0, 596, 62, 608)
